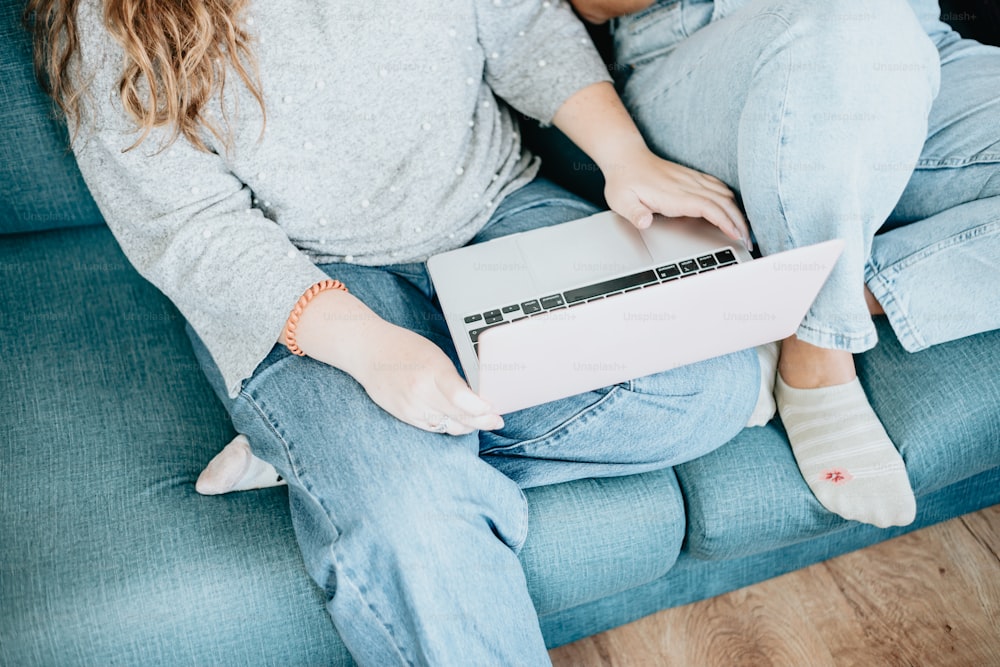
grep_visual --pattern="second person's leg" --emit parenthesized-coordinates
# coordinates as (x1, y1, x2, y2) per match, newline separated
(869, 27, 1000, 352)
(615, 0, 942, 526)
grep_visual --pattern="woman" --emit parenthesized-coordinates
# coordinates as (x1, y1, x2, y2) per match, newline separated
(571, 0, 1000, 528)
(30, 0, 762, 662)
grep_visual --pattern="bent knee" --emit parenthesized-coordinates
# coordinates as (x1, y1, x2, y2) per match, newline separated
(626, 348, 759, 456)
(773, 0, 939, 88)
(630, 347, 758, 402)
(820, 3, 933, 57)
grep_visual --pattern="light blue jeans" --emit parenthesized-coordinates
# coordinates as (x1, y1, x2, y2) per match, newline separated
(187, 179, 759, 666)
(614, 0, 1000, 353)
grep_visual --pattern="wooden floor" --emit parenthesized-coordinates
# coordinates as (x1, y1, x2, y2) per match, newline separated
(550, 504, 1000, 667)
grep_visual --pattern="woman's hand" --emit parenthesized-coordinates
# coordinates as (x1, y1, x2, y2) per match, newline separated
(288, 288, 504, 435)
(603, 147, 751, 249)
(552, 81, 751, 249)
(349, 320, 505, 435)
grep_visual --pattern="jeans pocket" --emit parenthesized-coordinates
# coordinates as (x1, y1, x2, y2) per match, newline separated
(614, 0, 716, 68)
(617, 0, 684, 37)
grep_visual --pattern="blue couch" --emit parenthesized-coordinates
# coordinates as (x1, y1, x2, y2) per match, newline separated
(2, 2, 998, 664)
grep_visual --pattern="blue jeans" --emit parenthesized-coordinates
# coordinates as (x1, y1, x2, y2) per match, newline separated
(614, 0, 1000, 353)
(186, 179, 758, 666)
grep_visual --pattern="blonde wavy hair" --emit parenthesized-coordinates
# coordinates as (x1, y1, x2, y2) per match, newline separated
(25, 0, 265, 151)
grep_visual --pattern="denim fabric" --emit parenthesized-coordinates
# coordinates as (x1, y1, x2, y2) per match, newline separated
(0, 222, 703, 667)
(870, 33, 1000, 351)
(675, 318, 1000, 560)
(0, 3, 103, 234)
(614, 0, 1000, 353)
(186, 178, 758, 666)
(2, 149, 997, 667)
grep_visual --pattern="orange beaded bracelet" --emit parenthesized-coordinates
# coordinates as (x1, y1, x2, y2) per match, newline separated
(283, 279, 349, 356)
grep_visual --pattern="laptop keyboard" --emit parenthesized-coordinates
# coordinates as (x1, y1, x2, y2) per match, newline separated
(463, 247, 740, 355)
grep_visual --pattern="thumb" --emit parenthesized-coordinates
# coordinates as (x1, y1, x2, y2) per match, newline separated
(616, 191, 655, 229)
(440, 374, 505, 430)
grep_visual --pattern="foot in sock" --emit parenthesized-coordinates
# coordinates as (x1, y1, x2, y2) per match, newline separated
(196, 434, 286, 495)
(774, 374, 916, 528)
(745, 341, 779, 427)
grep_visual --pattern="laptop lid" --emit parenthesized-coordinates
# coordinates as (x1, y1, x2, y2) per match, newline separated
(475, 239, 843, 413)
(428, 211, 843, 414)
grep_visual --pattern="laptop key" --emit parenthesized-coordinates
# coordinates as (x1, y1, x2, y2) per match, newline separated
(715, 249, 736, 264)
(697, 254, 718, 268)
(468, 322, 508, 343)
(484, 309, 503, 325)
(563, 269, 658, 303)
(501, 304, 521, 314)
(521, 300, 542, 315)
(657, 264, 681, 280)
(540, 294, 565, 309)
(464, 313, 483, 324)
(679, 259, 699, 274)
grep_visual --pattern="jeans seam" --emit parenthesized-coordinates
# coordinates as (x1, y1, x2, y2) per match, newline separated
(509, 487, 530, 554)
(238, 391, 414, 665)
(479, 385, 625, 456)
(796, 320, 878, 353)
(239, 387, 346, 529)
(915, 154, 1000, 168)
(625, 0, 683, 38)
(864, 266, 926, 353)
(865, 219, 1000, 353)
(236, 389, 305, 489)
(764, 12, 797, 250)
(630, 46, 712, 98)
(331, 551, 415, 667)
(871, 219, 1000, 276)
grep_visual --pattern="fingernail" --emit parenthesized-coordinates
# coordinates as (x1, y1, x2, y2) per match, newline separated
(744, 236, 753, 252)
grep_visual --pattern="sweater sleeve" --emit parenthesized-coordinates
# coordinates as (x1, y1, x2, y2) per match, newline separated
(476, 0, 613, 124)
(72, 12, 329, 399)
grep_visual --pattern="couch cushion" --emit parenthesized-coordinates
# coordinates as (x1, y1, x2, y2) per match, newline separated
(676, 318, 1000, 560)
(519, 467, 686, 616)
(0, 225, 687, 664)
(0, 226, 347, 664)
(0, 1, 103, 235)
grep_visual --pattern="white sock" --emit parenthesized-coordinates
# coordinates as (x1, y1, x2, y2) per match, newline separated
(774, 375, 916, 528)
(745, 342, 779, 427)
(195, 434, 287, 495)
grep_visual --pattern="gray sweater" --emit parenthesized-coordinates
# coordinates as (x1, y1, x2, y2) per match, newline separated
(72, 0, 611, 398)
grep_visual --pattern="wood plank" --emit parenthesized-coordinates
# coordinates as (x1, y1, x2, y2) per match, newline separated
(819, 521, 997, 666)
(550, 506, 1000, 666)
(779, 562, 875, 667)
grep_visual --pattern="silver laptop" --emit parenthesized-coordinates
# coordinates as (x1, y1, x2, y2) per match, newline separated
(427, 211, 843, 414)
